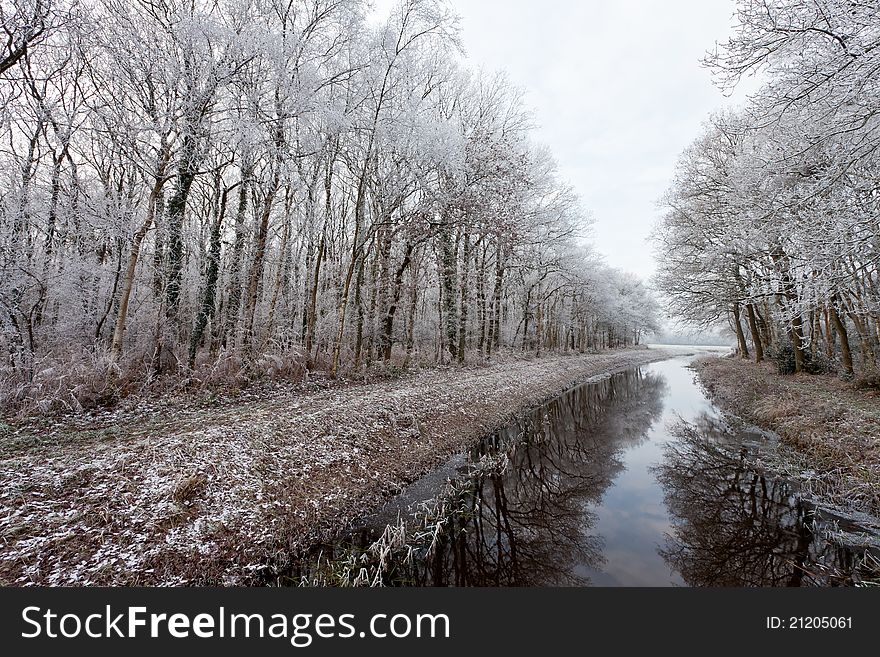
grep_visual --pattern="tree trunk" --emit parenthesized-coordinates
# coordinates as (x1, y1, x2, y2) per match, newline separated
(848, 311, 875, 368)
(353, 252, 366, 368)
(489, 241, 505, 355)
(109, 181, 164, 365)
(188, 180, 234, 367)
(304, 159, 334, 365)
(829, 300, 854, 377)
(330, 163, 369, 377)
(823, 308, 835, 359)
(304, 235, 325, 364)
(476, 240, 488, 353)
(265, 188, 293, 341)
(745, 303, 763, 362)
(242, 182, 279, 349)
(438, 223, 458, 363)
(381, 243, 415, 362)
(164, 133, 199, 325)
(221, 171, 250, 348)
(404, 257, 419, 367)
(790, 316, 806, 373)
(457, 232, 470, 363)
(732, 302, 750, 359)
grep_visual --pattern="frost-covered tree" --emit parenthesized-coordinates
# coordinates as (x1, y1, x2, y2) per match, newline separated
(657, 0, 880, 375)
(0, 0, 658, 413)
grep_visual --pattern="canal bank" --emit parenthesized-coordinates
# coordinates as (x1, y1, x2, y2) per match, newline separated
(695, 357, 880, 518)
(0, 347, 676, 586)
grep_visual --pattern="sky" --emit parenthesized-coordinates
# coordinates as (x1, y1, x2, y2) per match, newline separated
(371, 0, 757, 282)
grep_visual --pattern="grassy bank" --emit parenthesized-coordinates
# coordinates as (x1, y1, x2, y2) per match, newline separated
(695, 357, 880, 517)
(0, 347, 675, 585)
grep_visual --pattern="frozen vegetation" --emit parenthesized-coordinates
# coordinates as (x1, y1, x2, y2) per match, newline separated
(0, 348, 674, 585)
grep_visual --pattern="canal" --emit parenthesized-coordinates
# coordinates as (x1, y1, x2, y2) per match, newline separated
(293, 352, 880, 586)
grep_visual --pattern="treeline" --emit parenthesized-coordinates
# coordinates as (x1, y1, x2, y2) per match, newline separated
(655, 0, 880, 377)
(0, 0, 657, 410)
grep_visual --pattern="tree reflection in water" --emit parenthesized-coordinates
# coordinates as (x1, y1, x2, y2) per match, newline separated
(316, 368, 666, 586)
(655, 415, 880, 586)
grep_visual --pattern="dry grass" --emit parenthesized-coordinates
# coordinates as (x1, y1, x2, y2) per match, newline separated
(297, 448, 512, 588)
(695, 356, 880, 515)
(0, 347, 317, 418)
(0, 347, 675, 586)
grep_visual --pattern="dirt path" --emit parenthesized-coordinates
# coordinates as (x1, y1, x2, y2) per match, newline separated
(0, 348, 678, 585)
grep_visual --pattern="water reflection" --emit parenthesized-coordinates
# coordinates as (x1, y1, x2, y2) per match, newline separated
(310, 369, 666, 586)
(655, 415, 880, 586)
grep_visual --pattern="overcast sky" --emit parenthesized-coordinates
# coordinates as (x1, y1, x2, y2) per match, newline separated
(372, 0, 755, 282)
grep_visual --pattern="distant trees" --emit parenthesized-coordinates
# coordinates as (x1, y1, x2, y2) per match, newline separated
(0, 0, 657, 411)
(655, 0, 880, 376)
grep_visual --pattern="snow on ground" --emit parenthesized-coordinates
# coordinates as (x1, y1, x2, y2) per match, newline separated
(0, 348, 674, 585)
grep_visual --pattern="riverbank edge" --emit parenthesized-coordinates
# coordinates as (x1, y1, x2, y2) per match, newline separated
(1, 347, 684, 586)
(693, 356, 880, 520)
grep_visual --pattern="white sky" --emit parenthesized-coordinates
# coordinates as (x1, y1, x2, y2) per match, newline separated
(372, 0, 757, 281)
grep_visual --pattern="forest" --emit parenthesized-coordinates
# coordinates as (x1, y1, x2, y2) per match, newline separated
(655, 0, 880, 378)
(0, 0, 658, 414)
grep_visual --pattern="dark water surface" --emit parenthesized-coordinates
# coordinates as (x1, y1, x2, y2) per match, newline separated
(298, 352, 880, 586)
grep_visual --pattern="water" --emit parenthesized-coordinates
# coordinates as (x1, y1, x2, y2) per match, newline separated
(579, 357, 705, 586)
(294, 353, 880, 586)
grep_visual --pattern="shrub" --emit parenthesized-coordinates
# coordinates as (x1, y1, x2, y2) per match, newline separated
(771, 342, 797, 375)
(769, 342, 832, 375)
(805, 350, 833, 375)
(853, 371, 880, 391)
(0, 348, 122, 416)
